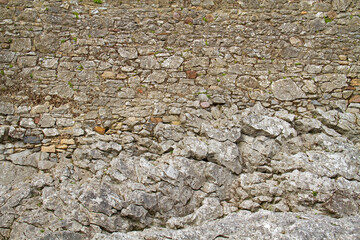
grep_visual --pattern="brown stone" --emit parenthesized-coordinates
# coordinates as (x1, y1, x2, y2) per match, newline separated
(349, 95, 360, 103)
(60, 139, 75, 145)
(186, 70, 197, 79)
(150, 117, 162, 123)
(171, 121, 181, 125)
(301, 11, 307, 15)
(1, 43, 10, 49)
(184, 17, 193, 25)
(56, 144, 68, 149)
(350, 79, 360, 86)
(327, 11, 337, 19)
(102, 71, 116, 79)
(0, 0, 8, 4)
(34, 117, 40, 124)
(94, 126, 106, 135)
(41, 145, 56, 153)
(205, 14, 214, 23)
(116, 73, 128, 79)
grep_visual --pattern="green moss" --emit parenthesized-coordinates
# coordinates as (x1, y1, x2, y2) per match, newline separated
(93, 0, 102, 4)
(73, 12, 80, 19)
(324, 16, 333, 23)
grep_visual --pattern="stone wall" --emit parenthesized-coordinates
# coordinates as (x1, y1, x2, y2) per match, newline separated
(1, 0, 360, 239)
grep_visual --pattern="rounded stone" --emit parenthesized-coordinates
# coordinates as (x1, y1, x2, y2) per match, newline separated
(200, 102, 211, 108)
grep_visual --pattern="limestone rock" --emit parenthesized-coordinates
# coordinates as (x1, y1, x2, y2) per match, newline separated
(118, 47, 138, 59)
(0, 102, 14, 115)
(161, 56, 184, 69)
(271, 79, 306, 100)
(179, 136, 208, 160)
(207, 140, 242, 174)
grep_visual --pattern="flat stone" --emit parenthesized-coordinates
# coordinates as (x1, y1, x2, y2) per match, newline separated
(42, 128, 60, 137)
(56, 118, 75, 127)
(140, 56, 160, 69)
(34, 33, 60, 53)
(10, 38, 31, 52)
(161, 56, 184, 69)
(314, 74, 348, 93)
(0, 51, 15, 63)
(0, 102, 14, 115)
(102, 71, 116, 79)
(56, 144, 68, 149)
(118, 47, 138, 59)
(41, 145, 56, 153)
(200, 102, 211, 108)
(8, 127, 25, 140)
(94, 126, 106, 135)
(20, 118, 36, 128)
(39, 114, 55, 128)
(23, 136, 41, 144)
(17, 56, 37, 67)
(349, 95, 360, 103)
(145, 71, 167, 83)
(8, 150, 38, 167)
(271, 79, 306, 100)
(350, 79, 360, 86)
(60, 139, 75, 145)
(186, 70, 197, 79)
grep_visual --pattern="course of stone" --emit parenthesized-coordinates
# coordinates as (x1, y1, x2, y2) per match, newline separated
(1, 0, 360, 239)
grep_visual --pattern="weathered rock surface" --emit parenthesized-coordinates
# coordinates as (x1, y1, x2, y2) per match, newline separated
(1, 0, 360, 239)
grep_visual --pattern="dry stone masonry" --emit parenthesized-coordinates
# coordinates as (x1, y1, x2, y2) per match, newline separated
(0, 0, 360, 239)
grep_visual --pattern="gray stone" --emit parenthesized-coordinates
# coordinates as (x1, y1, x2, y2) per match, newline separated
(154, 123, 185, 142)
(271, 79, 306, 100)
(0, 102, 14, 115)
(8, 127, 26, 139)
(23, 136, 41, 144)
(40, 232, 85, 240)
(0, 162, 37, 186)
(0, 51, 15, 63)
(41, 58, 59, 69)
(207, 140, 242, 174)
(180, 136, 208, 160)
(139, 56, 160, 69)
(145, 70, 167, 83)
(332, 0, 351, 11)
(30, 103, 49, 114)
(240, 113, 297, 138)
(121, 204, 148, 220)
(39, 114, 56, 128)
(10, 38, 31, 52)
(17, 56, 38, 67)
(42, 128, 60, 137)
(118, 47, 138, 59)
(93, 210, 360, 240)
(294, 118, 322, 133)
(314, 74, 348, 93)
(0, 125, 7, 141)
(305, 65, 322, 74)
(8, 150, 37, 167)
(20, 118, 36, 128)
(201, 123, 241, 142)
(56, 118, 75, 127)
(184, 57, 209, 68)
(161, 56, 184, 69)
(34, 33, 60, 53)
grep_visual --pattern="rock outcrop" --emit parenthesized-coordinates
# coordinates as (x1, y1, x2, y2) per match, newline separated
(0, 0, 360, 239)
